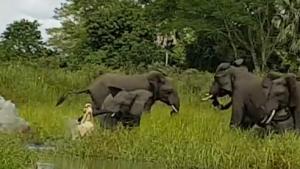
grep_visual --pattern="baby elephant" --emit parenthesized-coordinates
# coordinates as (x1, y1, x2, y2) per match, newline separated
(79, 86, 153, 129)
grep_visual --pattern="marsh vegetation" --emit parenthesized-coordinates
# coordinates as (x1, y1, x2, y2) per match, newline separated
(0, 63, 300, 169)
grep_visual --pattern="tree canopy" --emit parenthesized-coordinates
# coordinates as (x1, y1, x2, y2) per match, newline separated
(0, 19, 47, 61)
(1, 0, 300, 72)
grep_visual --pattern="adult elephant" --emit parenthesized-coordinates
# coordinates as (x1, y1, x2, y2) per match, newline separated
(203, 59, 290, 130)
(261, 72, 300, 132)
(56, 71, 180, 117)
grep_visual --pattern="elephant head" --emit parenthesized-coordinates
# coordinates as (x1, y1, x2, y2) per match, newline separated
(213, 59, 246, 94)
(261, 72, 299, 124)
(158, 81, 180, 115)
(202, 59, 246, 109)
(146, 71, 180, 115)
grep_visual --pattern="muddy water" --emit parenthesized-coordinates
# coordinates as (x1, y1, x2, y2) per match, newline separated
(38, 156, 165, 169)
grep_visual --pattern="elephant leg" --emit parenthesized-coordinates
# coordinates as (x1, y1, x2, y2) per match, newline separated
(121, 115, 141, 128)
(90, 84, 110, 113)
(98, 114, 118, 129)
(240, 115, 255, 129)
(292, 110, 300, 132)
(230, 95, 245, 129)
(144, 99, 155, 113)
(131, 116, 141, 127)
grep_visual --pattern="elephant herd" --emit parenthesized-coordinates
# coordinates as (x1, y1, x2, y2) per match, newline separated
(56, 71, 180, 129)
(203, 59, 299, 133)
(56, 59, 300, 134)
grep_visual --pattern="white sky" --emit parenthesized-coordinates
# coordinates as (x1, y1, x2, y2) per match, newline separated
(0, 0, 66, 41)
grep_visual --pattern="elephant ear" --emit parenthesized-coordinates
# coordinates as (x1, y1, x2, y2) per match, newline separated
(148, 82, 156, 96)
(214, 66, 234, 92)
(231, 59, 244, 67)
(261, 71, 282, 88)
(285, 73, 298, 107)
(107, 86, 124, 97)
(216, 63, 231, 72)
(129, 90, 153, 116)
(147, 71, 166, 99)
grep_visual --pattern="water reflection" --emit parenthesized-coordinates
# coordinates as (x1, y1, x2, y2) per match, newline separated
(42, 156, 165, 169)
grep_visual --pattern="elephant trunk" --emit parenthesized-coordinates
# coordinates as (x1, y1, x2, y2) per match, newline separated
(202, 81, 229, 101)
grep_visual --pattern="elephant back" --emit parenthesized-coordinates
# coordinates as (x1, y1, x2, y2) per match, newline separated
(130, 90, 153, 116)
(88, 73, 150, 92)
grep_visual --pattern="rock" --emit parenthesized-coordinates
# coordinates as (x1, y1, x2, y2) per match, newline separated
(0, 96, 30, 134)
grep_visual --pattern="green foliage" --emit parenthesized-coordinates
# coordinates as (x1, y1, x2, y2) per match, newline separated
(3, 0, 300, 72)
(0, 19, 47, 61)
(146, 0, 294, 72)
(43, 0, 300, 72)
(272, 0, 300, 72)
(48, 0, 165, 68)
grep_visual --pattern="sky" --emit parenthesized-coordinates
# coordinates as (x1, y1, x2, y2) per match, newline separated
(0, 0, 66, 41)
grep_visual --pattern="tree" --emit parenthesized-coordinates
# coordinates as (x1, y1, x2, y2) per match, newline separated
(146, 0, 282, 72)
(219, 0, 279, 72)
(0, 19, 46, 60)
(271, 0, 300, 72)
(48, 0, 165, 68)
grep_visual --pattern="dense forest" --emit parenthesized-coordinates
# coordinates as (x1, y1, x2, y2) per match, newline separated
(0, 0, 300, 73)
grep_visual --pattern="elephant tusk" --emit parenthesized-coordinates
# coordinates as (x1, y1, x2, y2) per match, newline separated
(111, 113, 116, 117)
(265, 110, 276, 124)
(201, 94, 213, 101)
(171, 105, 178, 113)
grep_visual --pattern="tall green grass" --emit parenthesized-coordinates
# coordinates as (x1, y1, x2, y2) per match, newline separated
(1, 63, 300, 169)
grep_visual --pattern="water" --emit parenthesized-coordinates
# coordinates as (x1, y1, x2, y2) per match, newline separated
(26, 144, 56, 151)
(37, 156, 165, 169)
(26, 139, 165, 169)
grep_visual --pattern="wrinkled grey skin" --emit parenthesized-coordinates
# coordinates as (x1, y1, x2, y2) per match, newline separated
(207, 59, 293, 130)
(56, 71, 180, 126)
(261, 73, 300, 132)
(98, 87, 153, 129)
